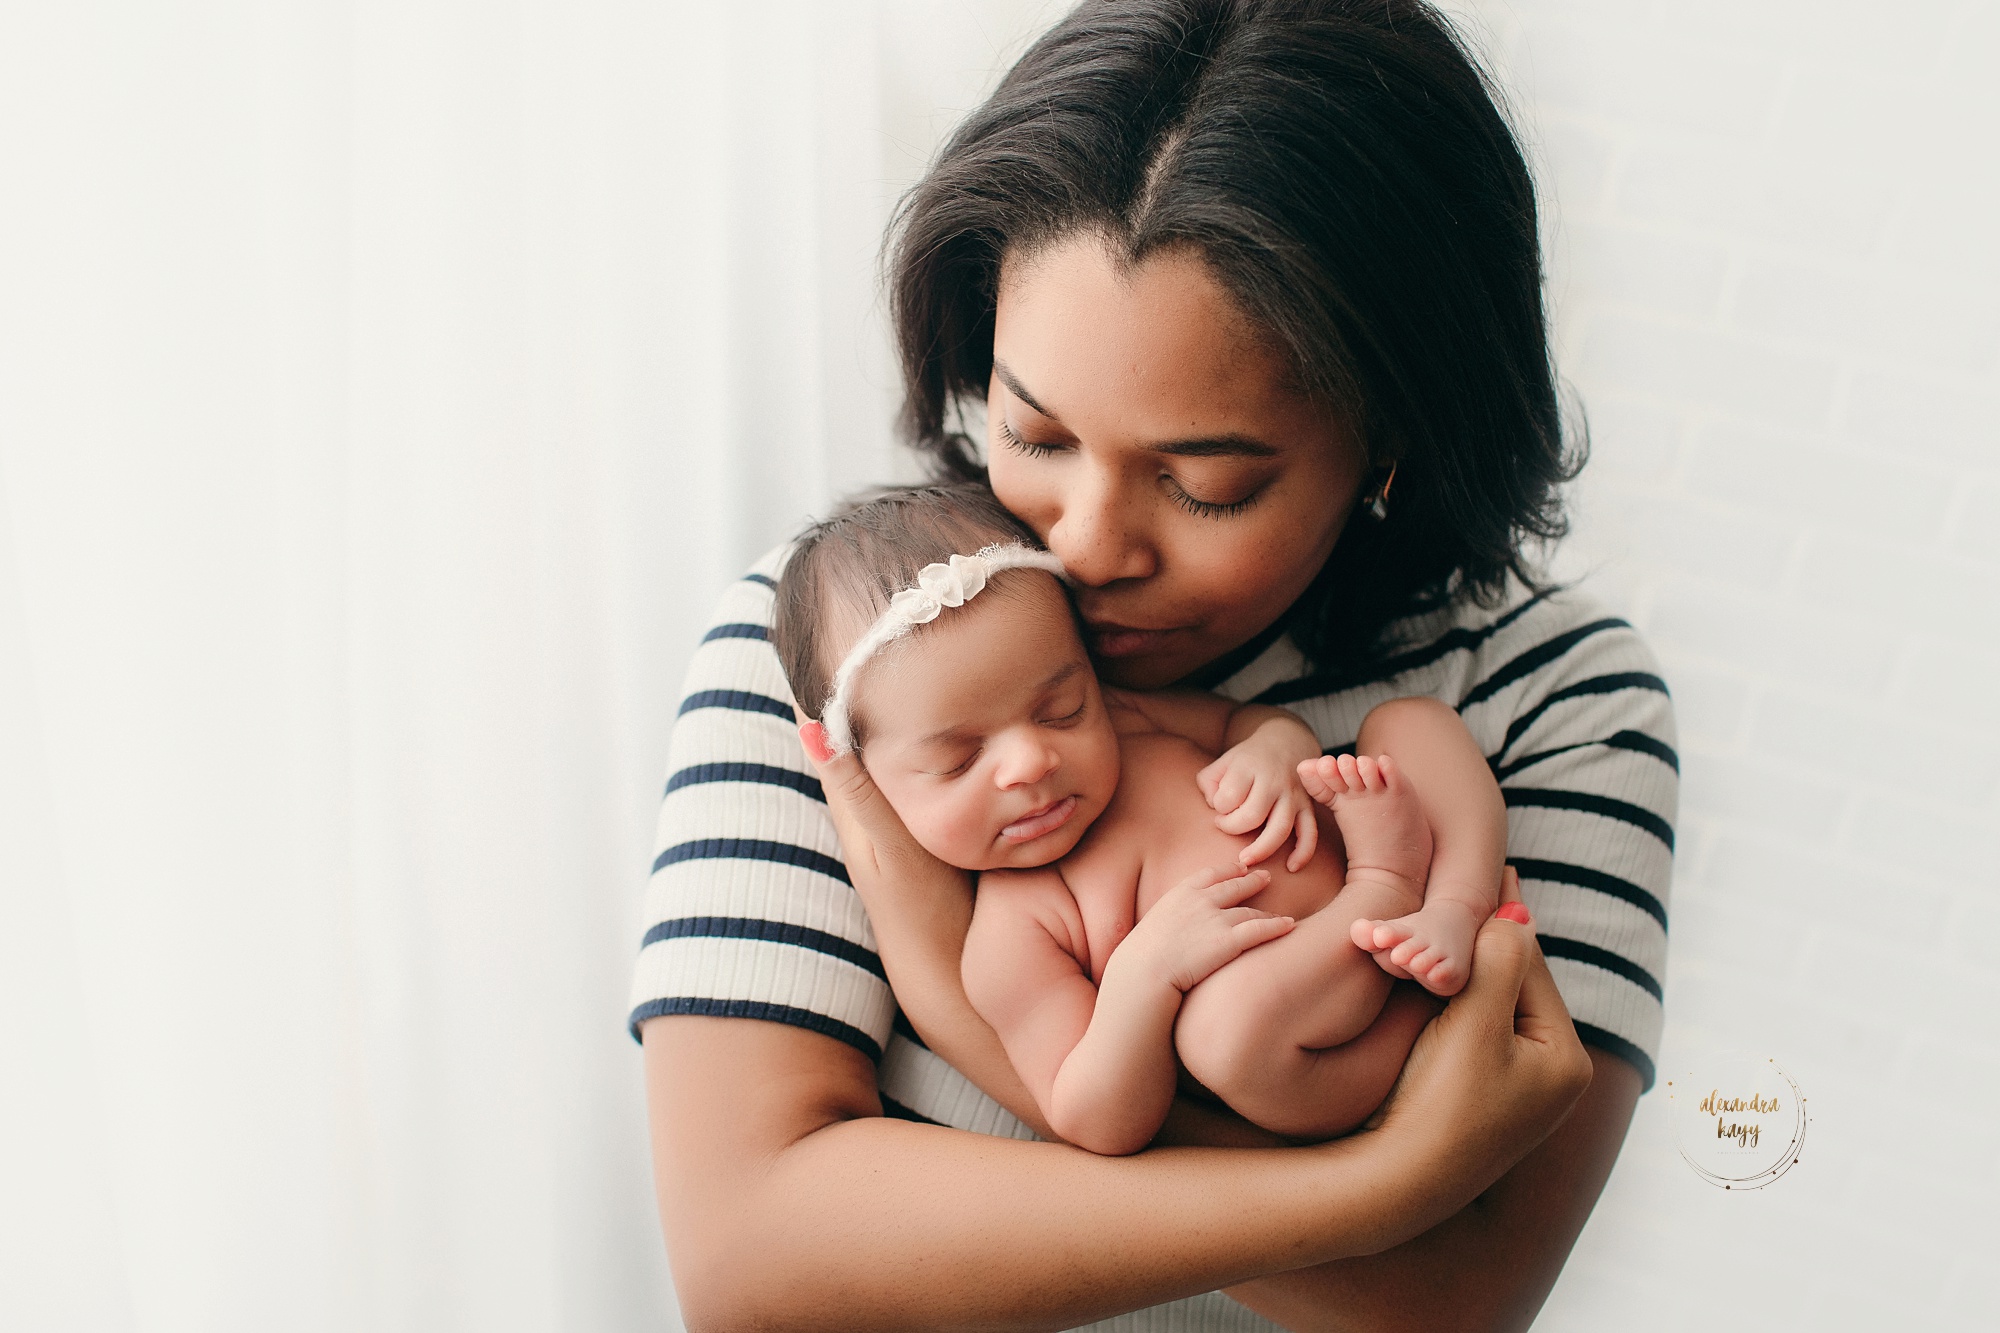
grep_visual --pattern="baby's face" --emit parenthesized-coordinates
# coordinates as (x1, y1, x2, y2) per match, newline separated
(853, 576, 1120, 871)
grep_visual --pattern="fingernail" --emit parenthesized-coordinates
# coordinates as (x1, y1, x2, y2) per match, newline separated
(798, 721, 833, 763)
(1495, 902, 1532, 926)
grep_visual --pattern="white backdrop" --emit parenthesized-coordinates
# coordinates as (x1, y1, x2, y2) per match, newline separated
(1, 2, 1993, 1331)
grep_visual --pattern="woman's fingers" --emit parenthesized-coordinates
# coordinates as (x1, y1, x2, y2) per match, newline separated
(1455, 904, 1536, 1031)
(1480, 868, 1574, 1042)
(798, 720, 926, 881)
(1464, 893, 1595, 1108)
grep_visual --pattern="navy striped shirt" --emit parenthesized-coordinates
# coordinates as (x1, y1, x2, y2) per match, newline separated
(631, 548, 1676, 1332)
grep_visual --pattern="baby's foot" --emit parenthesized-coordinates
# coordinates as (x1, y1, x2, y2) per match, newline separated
(1298, 753, 1432, 886)
(1299, 753, 1448, 987)
(1354, 897, 1484, 996)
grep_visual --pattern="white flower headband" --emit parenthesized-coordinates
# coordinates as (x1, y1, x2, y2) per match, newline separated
(818, 543, 1069, 755)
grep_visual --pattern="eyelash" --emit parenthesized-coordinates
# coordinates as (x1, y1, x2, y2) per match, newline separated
(1044, 700, 1087, 728)
(999, 420, 1261, 521)
(935, 752, 978, 779)
(997, 419, 1062, 459)
(1166, 482, 1257, 520)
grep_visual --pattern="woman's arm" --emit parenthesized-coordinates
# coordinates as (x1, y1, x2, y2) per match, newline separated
(1221, 1047, 1641, 1333)
(802, 719, 1058, 1135)
(644, 902, 1590, 1332)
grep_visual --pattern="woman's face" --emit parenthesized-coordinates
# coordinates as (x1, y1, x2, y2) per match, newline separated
(987, 234, 1367, 689)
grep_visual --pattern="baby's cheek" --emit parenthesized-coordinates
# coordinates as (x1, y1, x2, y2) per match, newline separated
(904, 794, 999, 870)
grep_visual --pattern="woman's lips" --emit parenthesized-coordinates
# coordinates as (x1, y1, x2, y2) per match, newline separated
(1001, 794, 1079, 842)
(1087, 623, 1174, 658)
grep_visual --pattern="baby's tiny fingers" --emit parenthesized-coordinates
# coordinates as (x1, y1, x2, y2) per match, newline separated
(1234, 914, 1296, 947)
(1286, 805, 1317, 872)
(1237, 816, 1291, 867)
(1195, 760, 1223, 801)
(1204, 866, 1272, 906)
(1214, 801, 1269, 835)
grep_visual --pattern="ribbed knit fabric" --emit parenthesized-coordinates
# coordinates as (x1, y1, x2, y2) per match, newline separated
(632, 547, 1677, 1331)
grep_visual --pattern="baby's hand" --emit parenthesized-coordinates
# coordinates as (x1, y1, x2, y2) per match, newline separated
(1197, 739, 1320, 872)
(1122, 866, 1292, 993)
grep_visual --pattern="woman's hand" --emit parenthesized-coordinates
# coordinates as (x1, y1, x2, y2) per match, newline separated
(1363, 869, 1594, 1189)
(798, 721, 1053, 1136)
(799, 720, 966, 897)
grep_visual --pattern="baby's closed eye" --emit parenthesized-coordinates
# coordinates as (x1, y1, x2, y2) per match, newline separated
(928, 747, 981, 778)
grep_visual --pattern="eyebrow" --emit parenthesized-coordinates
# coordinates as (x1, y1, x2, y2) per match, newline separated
(916, 659, 1087, 749)
(992, 359, 1281, 459)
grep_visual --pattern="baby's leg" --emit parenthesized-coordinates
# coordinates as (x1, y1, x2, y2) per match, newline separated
(1180, 983, 1441, 1140)
(1173, 865, 1419, 1113)
(1315, 696, 1507, 996)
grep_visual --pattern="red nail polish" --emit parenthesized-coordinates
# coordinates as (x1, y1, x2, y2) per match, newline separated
(798, 721, 833, 763)
(1495, 902, 1532, 925)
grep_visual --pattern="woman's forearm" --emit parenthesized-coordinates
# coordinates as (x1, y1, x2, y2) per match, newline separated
(1223, 1048, 1642, 1333)
(649, 1018, 1505, 1333)
(651, 902, 1594, 1332)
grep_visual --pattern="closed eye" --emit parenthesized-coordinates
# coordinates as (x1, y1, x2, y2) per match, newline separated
(1164, 475, 1259, 519)
(998, 419, 1064, 459)
(930, 748, 980, 778)
(1040, 700, 1088, 728)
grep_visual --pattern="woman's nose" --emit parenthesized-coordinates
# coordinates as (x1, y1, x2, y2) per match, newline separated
(992, 730, 1061, 789)
(1044, 465, 1156, 587)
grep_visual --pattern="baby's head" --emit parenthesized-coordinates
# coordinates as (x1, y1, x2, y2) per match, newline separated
(773, 484, 1120, 871)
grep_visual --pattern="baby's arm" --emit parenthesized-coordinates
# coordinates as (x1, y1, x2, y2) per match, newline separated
(962, 864, 1291, 1157)
(1108, 689, 1323, 869)
(1299, 696, 1507, 995)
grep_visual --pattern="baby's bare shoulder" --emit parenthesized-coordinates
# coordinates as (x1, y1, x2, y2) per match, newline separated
(970, 866, 1088, 961)
(1100, 687, 1158, 737)
(1114, 730, 1217, 795)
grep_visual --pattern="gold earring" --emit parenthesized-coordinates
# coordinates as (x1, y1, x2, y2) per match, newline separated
(1364, 463, 1397, 521)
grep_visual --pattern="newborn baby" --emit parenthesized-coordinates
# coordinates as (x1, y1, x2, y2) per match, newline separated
(774, 484, 1506, 1154)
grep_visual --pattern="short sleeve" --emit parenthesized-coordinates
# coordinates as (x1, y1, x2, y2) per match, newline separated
(1456, 598, 1677, 1088)
(627, 550, 897, 1060)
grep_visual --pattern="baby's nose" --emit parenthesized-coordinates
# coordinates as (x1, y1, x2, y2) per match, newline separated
(993, 731, 1061, 787)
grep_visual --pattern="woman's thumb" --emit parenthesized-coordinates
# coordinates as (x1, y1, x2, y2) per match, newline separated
(800, 722, 892, 829)
(1458, 893, 1536, 1022)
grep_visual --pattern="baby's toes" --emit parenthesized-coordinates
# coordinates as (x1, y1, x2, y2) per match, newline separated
(1422, 954, 1468, 996)
(1368, 949, 1414, 980)
(1387, 933, 1429, 970)
(1405, 939, 1446, 982)
(1371, 920, 1416, 952)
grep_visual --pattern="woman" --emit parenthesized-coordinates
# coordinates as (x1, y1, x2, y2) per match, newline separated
(635, 2, 1674, 1328)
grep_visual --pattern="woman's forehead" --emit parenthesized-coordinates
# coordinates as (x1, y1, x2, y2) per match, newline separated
(992, 236, 1310, 433)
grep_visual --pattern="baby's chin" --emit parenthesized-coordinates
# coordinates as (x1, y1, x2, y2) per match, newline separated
(985, 810, 1099, 870)
(914, 812, 1094, 872)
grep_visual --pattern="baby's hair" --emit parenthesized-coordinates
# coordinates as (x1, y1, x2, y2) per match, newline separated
(772, 483, 1048, 737)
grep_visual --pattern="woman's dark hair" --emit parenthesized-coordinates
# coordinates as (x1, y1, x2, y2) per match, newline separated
(888, 0, 1581, 679)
